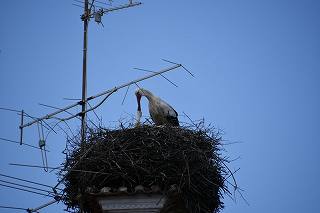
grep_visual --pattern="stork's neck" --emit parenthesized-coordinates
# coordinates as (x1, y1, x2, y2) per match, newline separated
(140, 89, 155, 101)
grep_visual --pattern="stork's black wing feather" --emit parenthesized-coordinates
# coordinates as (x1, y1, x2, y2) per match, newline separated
(167, 115, 179, 126)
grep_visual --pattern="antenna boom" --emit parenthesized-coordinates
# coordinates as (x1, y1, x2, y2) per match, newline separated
(19, 64, 182, 129)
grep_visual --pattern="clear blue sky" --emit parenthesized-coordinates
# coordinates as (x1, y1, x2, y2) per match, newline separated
(1, 0, 319, 212)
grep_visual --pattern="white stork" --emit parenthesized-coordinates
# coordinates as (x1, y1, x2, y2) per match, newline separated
(135, 88, 179, 126)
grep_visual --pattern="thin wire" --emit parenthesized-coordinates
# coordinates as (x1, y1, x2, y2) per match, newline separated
(0, 106, 56, 140)
(94, 0, 112, 6)
(0, 205, 28, 211)
(0, 183, 54, 198)
(44, 119, 69, 142)
(87, 101, 101, 123)
(83, 89, 117, 115)
(62, 97, 81, 101)
(86, 92, 119, 128)
(121, 85, 130, 105)
(44, 105, 100, 131)
(87, 117, 100, 129)
(38, 103, 80, 120)
(56, 89, 117, 123)
(23, 112, 56, 134)
(72, 3, 84, 8)
(0, 173, 63, 191)
(21, 112, 49, 131)
(134, 82, 142, 90)
(61, 120, 76, 140)
(89, 0, 96, 11)
(0, 137, 49, 152)
(0, 107, 21, 113)
(0, 179, 53, 194)
(43, 116, 94, 145)
(43, 114, 82, 144)
(9, 163, 111, 175)
(9, 164, 61, 170)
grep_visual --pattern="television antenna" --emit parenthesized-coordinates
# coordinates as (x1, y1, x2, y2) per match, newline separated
(3, 1, 194, 211)
(18, 0, 192, 148)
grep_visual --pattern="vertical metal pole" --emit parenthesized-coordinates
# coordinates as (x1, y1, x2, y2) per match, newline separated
(81, 3, 89, 212)
(81, 0, 89, 145)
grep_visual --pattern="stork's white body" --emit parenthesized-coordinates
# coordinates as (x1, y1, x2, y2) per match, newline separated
(135, 88, 179, 126)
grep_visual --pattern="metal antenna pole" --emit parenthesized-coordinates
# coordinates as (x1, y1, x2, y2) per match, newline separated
(81, 0, 89, 145)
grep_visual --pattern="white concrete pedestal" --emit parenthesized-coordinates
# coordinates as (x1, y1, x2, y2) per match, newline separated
(98, 194, 165, 213)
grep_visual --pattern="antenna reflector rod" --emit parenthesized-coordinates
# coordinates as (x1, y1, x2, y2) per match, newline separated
(19, 110, 24, 145)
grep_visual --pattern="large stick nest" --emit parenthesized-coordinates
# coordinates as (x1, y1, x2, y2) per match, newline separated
(61, 124, 229, 213)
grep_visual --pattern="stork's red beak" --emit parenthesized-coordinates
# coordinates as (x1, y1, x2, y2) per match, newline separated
(136, 93, 142, 111)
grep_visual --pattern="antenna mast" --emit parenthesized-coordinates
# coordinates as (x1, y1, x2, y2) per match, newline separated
(79, 0, 142, 145)
(81, 0, 89, 145)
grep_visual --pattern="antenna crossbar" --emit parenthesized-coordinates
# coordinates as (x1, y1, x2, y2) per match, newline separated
(19, 64, 182, 130)
(92, 63, 181, 99)
(102, 2, 142, 14)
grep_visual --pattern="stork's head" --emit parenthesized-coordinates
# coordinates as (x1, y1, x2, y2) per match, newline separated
(135, 88, 142, 111)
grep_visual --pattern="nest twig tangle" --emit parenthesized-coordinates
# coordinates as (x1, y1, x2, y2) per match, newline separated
(61, 122, 233, 213)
